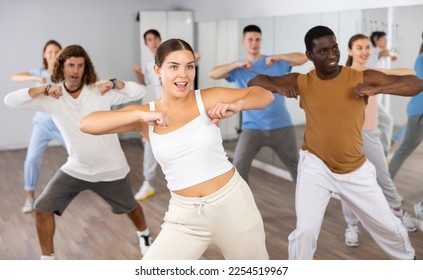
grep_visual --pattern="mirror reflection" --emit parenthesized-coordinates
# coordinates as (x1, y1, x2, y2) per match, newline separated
(196, 5, 423, 178)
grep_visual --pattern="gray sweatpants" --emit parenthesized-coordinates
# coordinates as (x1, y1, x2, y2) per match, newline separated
(342, 129, 403, 225)
(233, 127, 299, 183)
(389, 114, 423, 179)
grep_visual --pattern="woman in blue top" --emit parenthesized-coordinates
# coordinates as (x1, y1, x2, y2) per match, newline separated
(389, 34, 423, 220)
(10, 40, 66, 213)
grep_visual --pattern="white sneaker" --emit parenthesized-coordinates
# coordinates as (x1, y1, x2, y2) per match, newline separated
(21, 197, 35, 213)
(345, 225, 359, 247)
(139, 233, 152, 256)
(134, 181, 155, 201)
(41, 253, 56, 260)
(399, 211, 417, 232)
(414, 202, 423, 220)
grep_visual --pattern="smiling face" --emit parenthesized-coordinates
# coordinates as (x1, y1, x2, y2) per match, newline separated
(307, 34, 340, 79)
(155, 49, 196, 97)
(43, 43, 61, 68)
(348, 38, 371, 68)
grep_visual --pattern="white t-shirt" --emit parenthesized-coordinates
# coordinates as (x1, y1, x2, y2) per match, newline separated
(143, 60, 162, 102)
(5, 81, 145, 182)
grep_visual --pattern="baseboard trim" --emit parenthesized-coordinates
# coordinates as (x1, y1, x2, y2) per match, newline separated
(225, 150, 293, 182)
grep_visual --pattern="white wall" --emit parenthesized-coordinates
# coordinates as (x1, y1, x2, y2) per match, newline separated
(1, 0, 421, 150)
(198, 9, 367, 127)
(0, 0, 173, 149)
(180, 0, 422, 22)
(385, 5, 423, 125)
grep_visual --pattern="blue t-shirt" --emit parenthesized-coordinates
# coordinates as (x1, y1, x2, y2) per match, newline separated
(225, 55, 293, 130)
(407, 53, 423, 116)
(28, 68, 52, 86)
(28, 68, 56, 122)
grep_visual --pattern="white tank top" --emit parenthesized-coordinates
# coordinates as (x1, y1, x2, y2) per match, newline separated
(148, 90, 233, 191)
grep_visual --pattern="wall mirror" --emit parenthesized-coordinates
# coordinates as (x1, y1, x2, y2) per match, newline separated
(195, 5, 423, 179)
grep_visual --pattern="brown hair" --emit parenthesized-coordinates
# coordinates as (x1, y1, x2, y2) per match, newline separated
(42, 40, 62, 70)
(143, 29, 161, 42)
(243, 24, 261, 36)
(345, 34, 369, 67)
(370, 31, 386, 47)
(154, 38, 195, 68)
(51, 45, 98, 85)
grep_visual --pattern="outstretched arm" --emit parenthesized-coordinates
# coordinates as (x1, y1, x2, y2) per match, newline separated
(248, 73, 300, 98)
(372, 68, 415, 76)
(378, 49, 398, 61)
(11, 71, 46, 84)
(208, 60, 252, 80)
(266, 53, 308, 67)
(355, 70, 423, 97)
(79, 104, 168, 137)
(201, 86, 274, 123)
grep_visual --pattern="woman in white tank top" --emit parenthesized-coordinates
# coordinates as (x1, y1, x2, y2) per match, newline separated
(80, 38, 274, 260)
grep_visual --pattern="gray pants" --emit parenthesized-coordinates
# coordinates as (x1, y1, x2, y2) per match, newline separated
(342, 129, 402, 225)
(378, 103, 394, 157)
(389, 114, 423, 179)
(35, 170, 136, 216)
(233, 127, 299, 183)
(362, 129, 402, 208)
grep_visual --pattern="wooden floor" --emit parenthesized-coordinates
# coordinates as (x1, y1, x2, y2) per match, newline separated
(1, 127, 423, 260)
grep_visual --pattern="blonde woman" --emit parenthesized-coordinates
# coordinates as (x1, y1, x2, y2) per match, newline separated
(10, 40, 66, 213)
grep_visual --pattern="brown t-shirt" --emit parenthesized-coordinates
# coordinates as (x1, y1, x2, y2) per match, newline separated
(297, 67, 367, 174)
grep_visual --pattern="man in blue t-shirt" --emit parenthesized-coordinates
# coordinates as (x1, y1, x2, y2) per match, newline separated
(208, 24, 307, 183)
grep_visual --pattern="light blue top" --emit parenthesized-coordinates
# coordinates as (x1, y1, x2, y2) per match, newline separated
(407, 53, 423, 116)
(29, 68, 52, 86)
(225, 55, 293, 130)
(28, 68, 55, 121)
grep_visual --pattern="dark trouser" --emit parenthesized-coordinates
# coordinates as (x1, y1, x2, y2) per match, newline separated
(233, 127, 299, 183)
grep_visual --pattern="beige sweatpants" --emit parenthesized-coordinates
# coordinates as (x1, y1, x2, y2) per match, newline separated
(143, 171, 269, 260)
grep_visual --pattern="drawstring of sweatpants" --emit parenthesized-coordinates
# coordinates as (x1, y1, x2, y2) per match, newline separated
(194, 200, 208, 215)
